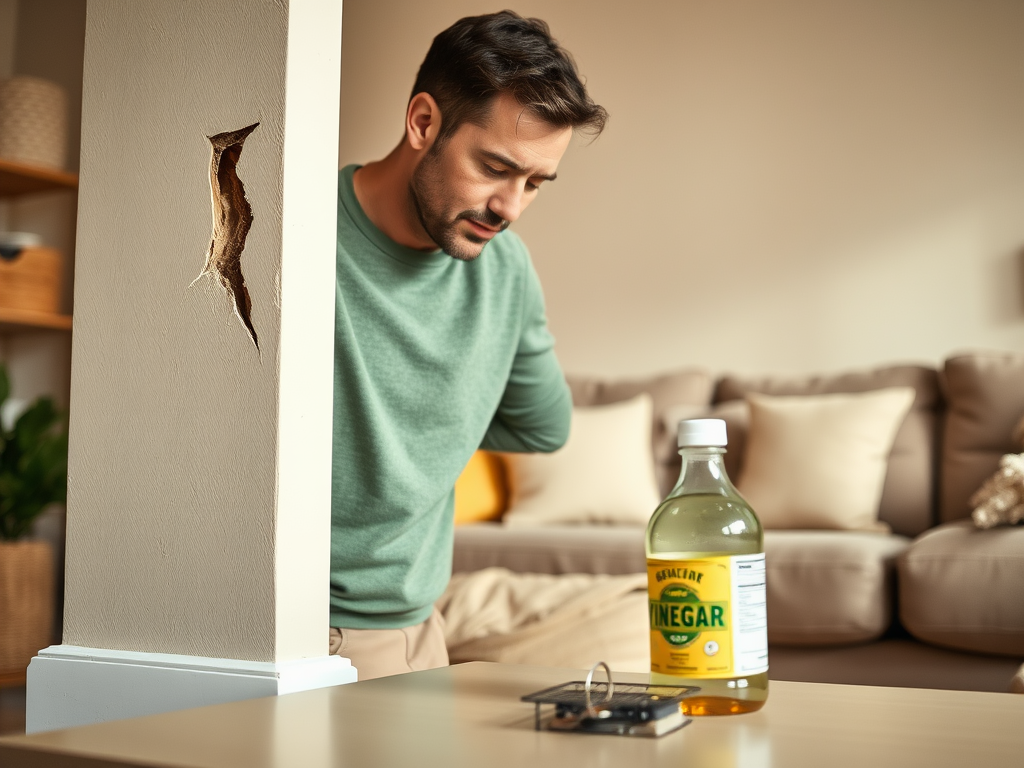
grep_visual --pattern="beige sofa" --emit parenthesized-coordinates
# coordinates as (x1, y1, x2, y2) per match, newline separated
(452, 351, 1024, 693)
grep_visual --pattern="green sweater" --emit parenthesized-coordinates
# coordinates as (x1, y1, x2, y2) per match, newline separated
(331, 165, 572, 629)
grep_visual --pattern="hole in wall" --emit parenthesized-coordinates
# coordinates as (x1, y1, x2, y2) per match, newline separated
(192, 122, 260, 351)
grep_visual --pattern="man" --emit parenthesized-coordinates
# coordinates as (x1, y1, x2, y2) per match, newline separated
(329, 10, 607, 679)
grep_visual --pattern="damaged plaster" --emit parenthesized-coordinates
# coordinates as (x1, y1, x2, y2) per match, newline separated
(194, 122, 261, 350)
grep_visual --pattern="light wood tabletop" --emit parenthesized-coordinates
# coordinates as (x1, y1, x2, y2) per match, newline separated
(1, 662, 1022, 767)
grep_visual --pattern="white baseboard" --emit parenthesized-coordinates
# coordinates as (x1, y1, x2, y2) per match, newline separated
(26, 644, 358, 733)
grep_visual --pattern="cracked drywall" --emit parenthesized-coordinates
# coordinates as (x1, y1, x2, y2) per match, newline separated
(194, 122, 260, 351)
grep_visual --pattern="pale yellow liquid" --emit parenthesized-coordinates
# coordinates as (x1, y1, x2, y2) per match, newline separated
(647, 491, 768, 716)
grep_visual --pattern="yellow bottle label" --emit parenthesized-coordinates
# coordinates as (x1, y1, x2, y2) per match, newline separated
(647, 554, 767, 679)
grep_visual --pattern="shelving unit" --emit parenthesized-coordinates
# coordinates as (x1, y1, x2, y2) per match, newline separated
(0, 159, 76, 332)
(0, 307, 72, 332)
(0, 158, 78, 198)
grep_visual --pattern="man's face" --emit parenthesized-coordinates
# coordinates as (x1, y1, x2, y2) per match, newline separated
(410, 93, 574, 261)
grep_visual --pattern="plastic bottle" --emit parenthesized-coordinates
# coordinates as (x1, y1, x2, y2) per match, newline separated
(646, 418, 768, 715)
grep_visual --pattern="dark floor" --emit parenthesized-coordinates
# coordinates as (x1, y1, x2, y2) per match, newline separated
(0, 685, 27, 736)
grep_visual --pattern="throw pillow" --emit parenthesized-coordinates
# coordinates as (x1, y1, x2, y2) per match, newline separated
(970, 453, 1024, 529)
(454, 451, 509, 525)
(502, 393, 661, 527)
(736, 387, 915, 531)
(1013, 663, 1024, 694)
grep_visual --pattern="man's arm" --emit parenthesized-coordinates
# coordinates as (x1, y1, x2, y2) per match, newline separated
(480, 256, 572, 454)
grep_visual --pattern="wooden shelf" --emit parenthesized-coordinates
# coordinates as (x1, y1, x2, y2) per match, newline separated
(0, 158, 78, 198)
(0, 307, 72, 332)
(0, 162, 76, 332)
(0, 669, 27, 688)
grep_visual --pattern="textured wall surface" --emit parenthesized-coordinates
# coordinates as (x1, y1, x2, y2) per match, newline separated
(339, 0, 1024, 378)
(65, 0, 341, 662)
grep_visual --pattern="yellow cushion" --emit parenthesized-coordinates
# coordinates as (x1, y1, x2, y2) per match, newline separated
(454, 451, 509, 525)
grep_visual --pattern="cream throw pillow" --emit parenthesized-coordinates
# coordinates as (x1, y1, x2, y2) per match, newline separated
(736, 387, 915, 531)
(502, 394, 661, 527)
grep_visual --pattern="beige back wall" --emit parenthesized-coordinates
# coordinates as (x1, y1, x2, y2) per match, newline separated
(339, 0, 1024, 377)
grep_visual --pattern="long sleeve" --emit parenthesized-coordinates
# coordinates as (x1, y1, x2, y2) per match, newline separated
(480, 257, 572, 454)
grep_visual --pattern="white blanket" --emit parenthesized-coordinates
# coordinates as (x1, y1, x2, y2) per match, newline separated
(437, 567, 651, 672)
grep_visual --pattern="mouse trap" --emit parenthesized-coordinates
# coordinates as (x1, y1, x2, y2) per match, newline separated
(521, 662, 699, 738)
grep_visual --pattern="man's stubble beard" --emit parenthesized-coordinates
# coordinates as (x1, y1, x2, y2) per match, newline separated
(410, 145, 508, 262)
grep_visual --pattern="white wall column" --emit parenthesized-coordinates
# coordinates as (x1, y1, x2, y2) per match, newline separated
(27, 0, 351, 734)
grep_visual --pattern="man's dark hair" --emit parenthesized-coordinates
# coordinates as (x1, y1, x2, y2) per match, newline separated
(411, 10, 607, 147)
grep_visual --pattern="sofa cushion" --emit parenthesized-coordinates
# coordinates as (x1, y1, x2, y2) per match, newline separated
(714, 364, 941, 537)
(567, 368, 715, 496)
(706, 399, 750, 482)
(452, 523, 647, 575)
(764, 531, 910, 645)
(940, 352, 1024, 523)
(899, 520, 1024, 656)
(737, 388, 915, 531)
(502, 395, 662, 527)
(452, 524, 908, 647)
(454, 451, 509, 525)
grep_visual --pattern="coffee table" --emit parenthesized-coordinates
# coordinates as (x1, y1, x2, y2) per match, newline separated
(0, 662, 1021, 767)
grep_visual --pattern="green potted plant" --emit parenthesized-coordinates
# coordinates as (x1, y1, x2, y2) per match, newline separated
(0, 363, 68, 685)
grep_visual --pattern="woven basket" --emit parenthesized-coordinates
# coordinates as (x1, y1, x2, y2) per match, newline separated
(0, 76, 68, 170)
(0, 540, 54, 681)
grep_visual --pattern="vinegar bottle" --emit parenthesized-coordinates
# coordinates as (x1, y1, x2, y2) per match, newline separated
(646, 418, 768, 715)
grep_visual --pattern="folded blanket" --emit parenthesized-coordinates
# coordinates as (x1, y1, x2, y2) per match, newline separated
(437, 567, 650, 672)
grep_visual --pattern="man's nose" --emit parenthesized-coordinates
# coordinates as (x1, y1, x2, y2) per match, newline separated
(489, 184, 525, 223)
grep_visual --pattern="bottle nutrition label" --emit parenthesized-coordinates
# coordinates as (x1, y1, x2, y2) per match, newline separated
(730, 553, 768, 675)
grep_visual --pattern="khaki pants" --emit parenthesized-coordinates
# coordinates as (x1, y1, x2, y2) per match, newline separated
(329, 607, 449, 681)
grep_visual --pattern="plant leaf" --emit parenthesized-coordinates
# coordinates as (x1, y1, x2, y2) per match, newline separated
(0, 386, 68, 540)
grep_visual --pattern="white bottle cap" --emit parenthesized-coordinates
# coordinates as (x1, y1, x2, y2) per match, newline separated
(677, 418, 727, 447)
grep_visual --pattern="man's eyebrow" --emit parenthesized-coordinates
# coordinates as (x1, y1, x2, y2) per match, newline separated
(480, 150, 557, 182)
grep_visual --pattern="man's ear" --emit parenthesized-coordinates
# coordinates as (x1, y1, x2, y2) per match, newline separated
(406, 92, 441, 152)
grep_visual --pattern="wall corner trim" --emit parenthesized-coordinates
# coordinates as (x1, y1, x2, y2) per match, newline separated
(26, 644, 358, 734)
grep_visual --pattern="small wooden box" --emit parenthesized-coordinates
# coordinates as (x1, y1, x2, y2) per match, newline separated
(0, 246, 62, 314)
